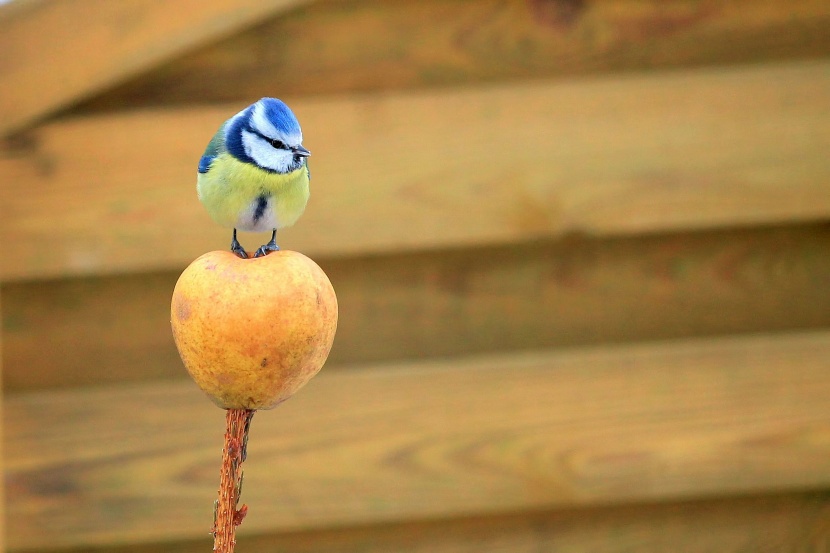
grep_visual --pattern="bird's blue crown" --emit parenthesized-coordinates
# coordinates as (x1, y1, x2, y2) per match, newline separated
(200, 98, 306, 175)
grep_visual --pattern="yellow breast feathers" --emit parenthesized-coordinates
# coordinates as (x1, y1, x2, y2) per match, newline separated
(197, 153, 310, 232)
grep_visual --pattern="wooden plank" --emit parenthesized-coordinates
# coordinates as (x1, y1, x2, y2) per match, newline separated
(4, 223, 830, 392)
(5, 330, 830, 550)
(0, 0, 310, 137)
(75, 0, 830, 111)
(40, 493, 829, 553)
(2, 61, 829, 281)
(0, 293, 5, 552)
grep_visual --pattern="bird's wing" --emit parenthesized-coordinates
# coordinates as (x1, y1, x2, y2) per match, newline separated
(198, 122, 228, 174)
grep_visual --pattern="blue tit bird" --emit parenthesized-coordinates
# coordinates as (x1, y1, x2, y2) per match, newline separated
(197, 97, 311, 258)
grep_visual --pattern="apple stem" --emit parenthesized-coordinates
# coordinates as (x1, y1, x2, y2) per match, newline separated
(212, 408, 256, 553)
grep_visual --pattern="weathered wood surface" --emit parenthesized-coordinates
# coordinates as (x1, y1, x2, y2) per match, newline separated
(45, 493, 828, 553)
(4, 224, 830, 392)
(2, 61, 829, 281)
(2, 1, 829, 552)
(0, 0, 310, 137)
(77, 0, 830, 111)
(5, 330, 830, 550)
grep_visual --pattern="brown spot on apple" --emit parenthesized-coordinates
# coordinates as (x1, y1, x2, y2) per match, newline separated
(174, 296, 191, 322)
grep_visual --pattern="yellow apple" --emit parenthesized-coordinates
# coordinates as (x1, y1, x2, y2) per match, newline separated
(171, 250, 337, 409)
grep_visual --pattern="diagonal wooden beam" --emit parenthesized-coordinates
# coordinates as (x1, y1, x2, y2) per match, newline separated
(0, 0, 310, 137)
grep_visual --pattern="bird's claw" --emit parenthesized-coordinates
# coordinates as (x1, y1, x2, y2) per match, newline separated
(231, 229, 248, 258)
(253, 230, 279, 258)
(253, 243, 279, 258)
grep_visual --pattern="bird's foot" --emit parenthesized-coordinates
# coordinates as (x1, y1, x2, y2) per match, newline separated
(232, 244, 249, 259)
(254, 230, 279, 258)
(231, 229, 248, 259)
(254, 241, 279, 258)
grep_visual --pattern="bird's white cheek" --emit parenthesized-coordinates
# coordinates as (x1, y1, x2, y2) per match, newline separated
(241, 130, 292, 172)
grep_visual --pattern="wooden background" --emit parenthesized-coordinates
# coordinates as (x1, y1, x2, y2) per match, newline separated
(2, 0, 830, 551)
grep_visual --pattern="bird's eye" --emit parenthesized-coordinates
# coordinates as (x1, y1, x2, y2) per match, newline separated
(266, 138, 288, 150)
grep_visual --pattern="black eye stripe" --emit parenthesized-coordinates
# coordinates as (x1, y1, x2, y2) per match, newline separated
(266, 137, 288, 150)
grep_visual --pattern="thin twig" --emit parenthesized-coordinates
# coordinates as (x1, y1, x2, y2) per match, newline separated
(212, 408, 255, 552)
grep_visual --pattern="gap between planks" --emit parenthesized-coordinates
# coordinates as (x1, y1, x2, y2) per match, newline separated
(74, 0, 830, 111)
(3, 223, 830, 392)
(34, 492, 830, 553)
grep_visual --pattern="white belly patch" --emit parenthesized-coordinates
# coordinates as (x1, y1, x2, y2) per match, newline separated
(236, 195, 278, 232)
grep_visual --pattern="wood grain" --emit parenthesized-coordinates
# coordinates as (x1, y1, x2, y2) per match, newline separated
(44, 493, 830, 553)
(2, 61, 829, 281)
(75, 0, 830, 111)
(5, 330, 830, 550)
(4, 224, 830, 392)
(0, 0, 310, 136)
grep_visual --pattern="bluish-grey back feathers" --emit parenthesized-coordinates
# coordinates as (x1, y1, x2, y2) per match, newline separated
(198, 121, 228, 174)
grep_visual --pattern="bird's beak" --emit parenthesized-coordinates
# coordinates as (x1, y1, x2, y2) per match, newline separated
(292, 145, 311, 157)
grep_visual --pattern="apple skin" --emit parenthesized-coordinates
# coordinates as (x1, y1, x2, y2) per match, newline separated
(171, 250, 337, 410)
